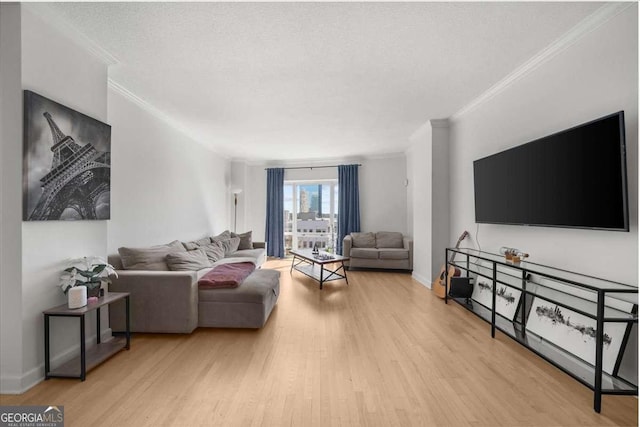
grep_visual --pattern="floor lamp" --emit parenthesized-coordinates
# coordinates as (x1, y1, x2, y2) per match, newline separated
(232, 189, 243, 232)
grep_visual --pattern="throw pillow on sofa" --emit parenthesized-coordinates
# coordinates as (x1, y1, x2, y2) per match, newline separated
(166, 249, 213, 271)
(351, 232, 376, 248)
(182, 236, 213, 251)
(118, 240, 186, 271)
(199, 241, 226, 262)
(183, 241, 199, 251)
(231, 231, 253, 250)
(211, 230, 232, 243)
(218, 236, 241, 255)
(375, 231, 404, 248)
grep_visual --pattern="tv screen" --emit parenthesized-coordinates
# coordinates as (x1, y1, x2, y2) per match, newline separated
(473, 111, 628, 231)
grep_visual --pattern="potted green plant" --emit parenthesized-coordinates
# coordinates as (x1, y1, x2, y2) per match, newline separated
(59, 256, 118, 298)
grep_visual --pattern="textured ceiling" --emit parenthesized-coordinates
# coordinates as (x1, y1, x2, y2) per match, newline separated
(47, 2, 601, 161)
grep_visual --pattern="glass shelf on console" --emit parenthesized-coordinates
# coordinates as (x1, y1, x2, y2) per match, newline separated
(525, 282, 636, 321)
(445, 248, 638, 412)
(451, 248, 638, 291)
(451, 297, 636, 393)
(449, 259, 637, 321)
(450, 248, 638, 307)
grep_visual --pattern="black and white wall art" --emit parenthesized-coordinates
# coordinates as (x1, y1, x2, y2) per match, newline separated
(23, 90, 111, 221)
(525, 297, 628, 374)
(471, 277, 522, 321)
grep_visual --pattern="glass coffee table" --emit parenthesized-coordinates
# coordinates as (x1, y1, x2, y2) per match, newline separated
(289, 249, 349, 289)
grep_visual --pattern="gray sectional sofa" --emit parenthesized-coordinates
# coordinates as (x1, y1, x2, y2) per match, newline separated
(108, 232, 279, 333)
(343, 231, 413, 271)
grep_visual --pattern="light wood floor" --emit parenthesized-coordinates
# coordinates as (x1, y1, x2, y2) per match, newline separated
(1, 258, 637, 426)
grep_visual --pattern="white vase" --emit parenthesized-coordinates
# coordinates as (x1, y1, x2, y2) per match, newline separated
(68, 286, 87, 309)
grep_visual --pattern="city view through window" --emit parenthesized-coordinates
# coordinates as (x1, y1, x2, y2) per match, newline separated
(284, 181, 338, 254)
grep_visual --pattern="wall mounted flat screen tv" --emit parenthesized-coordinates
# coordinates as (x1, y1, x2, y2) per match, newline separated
(473, 111, 628, 231)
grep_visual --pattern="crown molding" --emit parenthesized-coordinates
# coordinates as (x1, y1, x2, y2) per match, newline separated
(108, 79, 230, 159)
(364, 151, 407, 161)
(108, 79, 179, 133)
(23, 3, 119, 66)
(243, 156, 363, 168)
(450, 2, 633, 122)
(24, 2, 228, 159)
(108, 79, 162, 119)
(409, 121, 431, 142)
(430, 119, 449, 128)
(241, 151, 406, 167)
(408, 117, 449, 141)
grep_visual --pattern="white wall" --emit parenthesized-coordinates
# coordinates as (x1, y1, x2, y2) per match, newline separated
(430, 121, 450, 282)
(448, 6, 638, 382)
(107, 90, 230, 252)
(0, 4, 231, 394)
(359, 156, 407, 234)
(406, 151, 414, 239)
(244, 162, 268, 240)
(449, 6, 638, 284)
(237, 155, 408, 245)
(407, 120, 450, 286)
(408, 127, 432, 285)
(230, 160, 248, 234)
(11, 4, 111, 393)
(0, 2, 25, 394)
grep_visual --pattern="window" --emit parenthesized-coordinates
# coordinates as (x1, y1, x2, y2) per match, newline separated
(284, 180, 338, 254)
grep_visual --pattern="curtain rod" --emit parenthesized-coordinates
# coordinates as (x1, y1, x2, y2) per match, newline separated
(264, 164, 362, 171)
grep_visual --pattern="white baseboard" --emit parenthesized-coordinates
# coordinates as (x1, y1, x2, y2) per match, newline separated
(412, 272, 431, 288)
(0, 328, 112, 394)
(0, 375, 23, 395)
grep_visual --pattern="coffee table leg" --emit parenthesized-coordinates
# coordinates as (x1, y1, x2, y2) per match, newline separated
(319, 263, 324, 289)
(342, 261, 349, 285)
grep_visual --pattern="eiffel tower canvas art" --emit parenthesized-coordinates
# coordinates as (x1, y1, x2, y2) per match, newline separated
(23, 90, 111, 221)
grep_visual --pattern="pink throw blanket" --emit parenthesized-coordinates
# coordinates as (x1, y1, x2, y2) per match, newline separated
(198, 262, 255, 289)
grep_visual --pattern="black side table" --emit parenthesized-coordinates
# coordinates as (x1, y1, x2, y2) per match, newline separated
(43, 291, 130, 381)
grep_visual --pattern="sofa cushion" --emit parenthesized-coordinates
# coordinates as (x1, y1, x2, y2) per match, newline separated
(376, 231, 404, 249)
(351, 232, 376, 248)
(350, 248, 379, 259)
(199, 241, 226, 262)
(118, 240, 186, 271)
(166, 249, 213, 271)
(208, 256, 257, 272)
(378, 249, 409, 260)
(198, 269, 280, 304)
(228, 248, 264, 262)
(231, 231, 253, 250)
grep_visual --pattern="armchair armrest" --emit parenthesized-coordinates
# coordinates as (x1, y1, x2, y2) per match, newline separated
(109, 270, 199, 333)
(403, 237, 414, 270)
(343, 235, 353, 260)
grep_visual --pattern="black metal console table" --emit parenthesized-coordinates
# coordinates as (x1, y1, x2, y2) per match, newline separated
(444, 248, 637, 413)
(44, 291, 130, 381)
